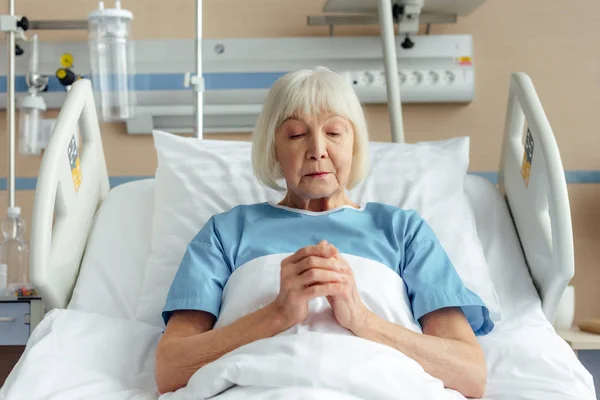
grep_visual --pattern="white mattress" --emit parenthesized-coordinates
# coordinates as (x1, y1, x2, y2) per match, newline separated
(0, 176, 595, 399)
(465, 175, 548, 326)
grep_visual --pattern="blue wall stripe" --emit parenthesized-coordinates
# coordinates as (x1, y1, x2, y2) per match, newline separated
(1, 177, 38, 191)
(203, 72, 287, 90)
(564, 170, 600, 184)
(2, 171, 600, 191)
(0, 176, 153, 191)
(0, 72, 288, 93)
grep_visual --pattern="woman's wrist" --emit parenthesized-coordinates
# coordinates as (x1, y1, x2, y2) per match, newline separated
(349, 304, 374, 337)
(264, 301, 294, 333)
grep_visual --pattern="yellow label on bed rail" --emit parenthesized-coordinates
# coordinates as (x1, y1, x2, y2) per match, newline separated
(458, 56, 473, 66)
(521, 128, 534, 188)
(68, 135, 82, 193)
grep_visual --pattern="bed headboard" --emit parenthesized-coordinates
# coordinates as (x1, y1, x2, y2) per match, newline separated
(497, 73, 574, 324)
(30, 79, 110, 311)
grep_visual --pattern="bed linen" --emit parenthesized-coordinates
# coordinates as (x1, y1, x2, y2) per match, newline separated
(1, 246, 594, 399)
(3, 176, 593, 399)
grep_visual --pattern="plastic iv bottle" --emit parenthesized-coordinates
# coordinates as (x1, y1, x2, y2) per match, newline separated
(88, 0, 136, 122)
(0, 207, 34, 297)
(19, 34, 48, 156)
(18, 93, 46, 156)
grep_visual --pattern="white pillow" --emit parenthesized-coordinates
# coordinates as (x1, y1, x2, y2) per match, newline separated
(69, 179, 155, 320)
(135, 130, 501, 327)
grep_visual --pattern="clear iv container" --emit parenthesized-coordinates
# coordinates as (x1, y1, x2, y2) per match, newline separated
(18, 93, 46, 156)
(88, 1, 136, 122)
(19, 34, 47, 156)
(0, 207, 34, 297)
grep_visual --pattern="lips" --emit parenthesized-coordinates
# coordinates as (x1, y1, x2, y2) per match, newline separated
(306, 172, 329, 178)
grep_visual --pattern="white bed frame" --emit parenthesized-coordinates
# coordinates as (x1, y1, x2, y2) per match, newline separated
(29, 73, 574, 324)
(498, 74, 574, 322)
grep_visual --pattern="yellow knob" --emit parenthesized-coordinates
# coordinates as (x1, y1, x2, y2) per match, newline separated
(60, 53, 74, 68)
(57, 69, 67, 79)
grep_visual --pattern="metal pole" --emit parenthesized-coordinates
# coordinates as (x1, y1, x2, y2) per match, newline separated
(194, 0, 203, 139)
(7, 0, 16, 207)
(377, 0, 405, 143)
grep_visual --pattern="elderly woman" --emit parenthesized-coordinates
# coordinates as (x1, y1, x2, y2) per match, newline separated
(155, 67, 493, 397)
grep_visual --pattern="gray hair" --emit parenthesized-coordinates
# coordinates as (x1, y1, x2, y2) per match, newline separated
(251, 67, 370, 191)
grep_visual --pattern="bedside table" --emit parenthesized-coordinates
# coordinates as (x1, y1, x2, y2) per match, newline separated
(557, 327, 600, 354)
(0, 296, 45, 345)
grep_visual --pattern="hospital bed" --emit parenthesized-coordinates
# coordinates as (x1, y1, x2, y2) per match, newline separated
(0, 75, 595, 400)
(0, 2, 597, 399)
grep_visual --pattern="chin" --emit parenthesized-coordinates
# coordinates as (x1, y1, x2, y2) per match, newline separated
(298, 186, 340, 200)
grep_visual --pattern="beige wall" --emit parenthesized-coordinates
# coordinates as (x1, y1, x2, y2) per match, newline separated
(1, 0, 599, 322)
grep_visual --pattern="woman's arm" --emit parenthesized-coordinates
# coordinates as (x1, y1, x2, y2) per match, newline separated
(156, 303, 289, 394)
(353, 307, 486, 399)
(318, 244, 487, 398)
(156, 241, 344, 394)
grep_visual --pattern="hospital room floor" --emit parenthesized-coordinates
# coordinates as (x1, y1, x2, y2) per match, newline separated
(0, 347, 24, 387)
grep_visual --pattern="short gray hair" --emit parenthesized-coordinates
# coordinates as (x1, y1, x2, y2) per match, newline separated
(251, 67, 370, 191)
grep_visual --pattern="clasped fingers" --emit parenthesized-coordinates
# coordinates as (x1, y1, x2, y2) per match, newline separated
(299, 267, 344, 289)
(299, 256, 340, 273)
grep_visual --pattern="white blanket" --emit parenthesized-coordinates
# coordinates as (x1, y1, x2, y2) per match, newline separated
(1, 255, 595, 400)
(0, 308, 160, 400)
(162, 254, 465, 399)
(163, 332, 465, 400)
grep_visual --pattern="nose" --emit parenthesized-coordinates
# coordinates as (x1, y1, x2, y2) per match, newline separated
(306, 132, 327, 160)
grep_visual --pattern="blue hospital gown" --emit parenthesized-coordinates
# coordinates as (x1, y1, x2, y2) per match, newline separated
(162, 202, 494, 336)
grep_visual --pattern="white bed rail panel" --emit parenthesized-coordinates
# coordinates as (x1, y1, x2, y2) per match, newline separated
(30, 79, 110, 310)
(498, 73, 574, 323)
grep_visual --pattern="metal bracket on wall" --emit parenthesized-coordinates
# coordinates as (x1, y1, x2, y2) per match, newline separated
(307, 13, 456, 28)
(307, 0, 488, 34)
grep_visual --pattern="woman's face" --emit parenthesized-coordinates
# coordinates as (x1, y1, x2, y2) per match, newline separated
(275, 113, 354, 201)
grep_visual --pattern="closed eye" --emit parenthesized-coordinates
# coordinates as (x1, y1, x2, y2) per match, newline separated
(290, 133, 305, 139)
(327, 132, 341, 137)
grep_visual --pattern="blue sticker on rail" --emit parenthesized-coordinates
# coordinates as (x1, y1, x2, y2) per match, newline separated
(0, 72, 288, 93)
(3, 171, 600, 191)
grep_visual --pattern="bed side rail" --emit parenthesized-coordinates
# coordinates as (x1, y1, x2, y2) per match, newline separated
(30, 79, 110, 310)
(498, 72, 574, 323)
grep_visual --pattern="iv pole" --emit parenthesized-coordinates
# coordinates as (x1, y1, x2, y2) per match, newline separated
(3, 0, 83, 211)
(193, 0, 203, 139)
(6, 0, 16, 209)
